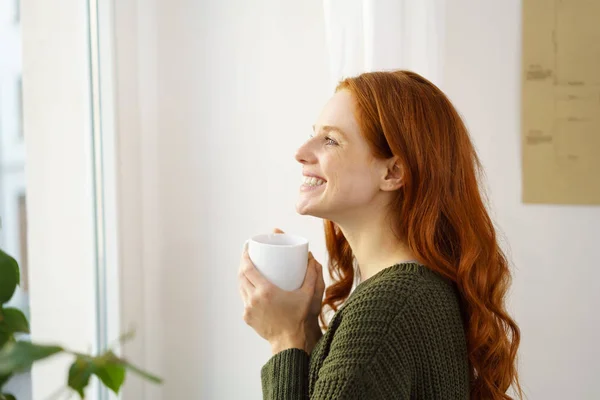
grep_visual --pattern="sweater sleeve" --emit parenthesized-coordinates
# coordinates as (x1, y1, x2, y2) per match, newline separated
(261, 348, 310, 400)
(260, 294, 414, 399)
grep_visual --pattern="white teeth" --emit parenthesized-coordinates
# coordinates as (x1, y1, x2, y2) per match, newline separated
(302, 176, 325, 187)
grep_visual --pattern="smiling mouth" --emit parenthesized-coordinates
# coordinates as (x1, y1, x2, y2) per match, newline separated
(302, 176, 326, 187)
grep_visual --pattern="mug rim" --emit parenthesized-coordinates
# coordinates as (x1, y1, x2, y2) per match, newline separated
(250, 233, 308, 247)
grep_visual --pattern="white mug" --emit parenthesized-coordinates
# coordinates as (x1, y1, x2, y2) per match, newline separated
(245, 233, 309, 291)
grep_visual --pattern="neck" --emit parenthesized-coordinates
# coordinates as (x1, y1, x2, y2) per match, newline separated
(336, 210, 418, 282)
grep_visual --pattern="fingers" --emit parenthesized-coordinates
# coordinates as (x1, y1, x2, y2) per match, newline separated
(241, 249, 271, 288)
(273, 228, 285, 234)
(239, 274, 253, 324)
(238, 251, 254, 305)
(308, 253, 325, 295)
(312, 253, 321, 270)
(309, 252, 322, 274)
(238, 247, 254, 307)
(301, 255, 319, 293)
(238, 273, 252, 305)
(315, 264, 325, 294)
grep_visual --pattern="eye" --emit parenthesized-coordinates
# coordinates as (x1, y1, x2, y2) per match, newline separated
(308, 134, 338, 146)
(325, 136, 338, 146)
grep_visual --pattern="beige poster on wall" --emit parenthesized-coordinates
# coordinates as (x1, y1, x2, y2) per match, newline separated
(521, 0, 600, 205)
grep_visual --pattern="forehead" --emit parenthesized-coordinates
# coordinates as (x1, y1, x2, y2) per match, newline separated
(314, 90, 360, 139)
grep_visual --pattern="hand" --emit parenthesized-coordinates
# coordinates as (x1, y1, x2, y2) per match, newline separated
(238, 228, 322, 354)
(272, 229, 325, 324)
(273, 229, 325, 354)
(307, 252, 325, 322)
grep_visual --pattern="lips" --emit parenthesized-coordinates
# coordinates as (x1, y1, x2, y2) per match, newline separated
(302, 172, 326, 181)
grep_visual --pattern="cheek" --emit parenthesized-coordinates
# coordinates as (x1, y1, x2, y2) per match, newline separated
(328, 163, 378, 201)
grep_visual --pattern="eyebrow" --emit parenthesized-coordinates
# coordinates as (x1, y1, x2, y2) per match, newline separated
(312, 124, 349, 140)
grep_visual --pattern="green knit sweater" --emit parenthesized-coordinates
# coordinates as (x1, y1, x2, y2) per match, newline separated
(261, 262, 470, 399)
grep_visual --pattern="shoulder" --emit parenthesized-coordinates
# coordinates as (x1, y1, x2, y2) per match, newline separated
(314, 265, 470, 397)
(318, 265, 453, 371)
(330, 263, 467, 363)
(328, 264, 450, 349)
(343, 263, 459, 318)
(332, 263, 466, 361)
(345, 264, 468, 364)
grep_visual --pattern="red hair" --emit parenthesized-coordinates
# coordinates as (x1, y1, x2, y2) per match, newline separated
(318, 70, 523, 400)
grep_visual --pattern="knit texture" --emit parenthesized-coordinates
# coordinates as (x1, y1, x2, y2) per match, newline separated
(261, 262, 471, 399)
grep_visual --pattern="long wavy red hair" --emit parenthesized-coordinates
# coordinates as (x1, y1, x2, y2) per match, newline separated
(317, 70, 523, 400)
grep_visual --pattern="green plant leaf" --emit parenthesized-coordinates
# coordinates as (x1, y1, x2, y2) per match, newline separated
(0, 308, 30, 334)
(0, 393, 16, 400)
(0, 372, 12, 387)
(0, 250, 19, 304)
(68, 357, 94, 398)
(0, 331, 10, 350)
(69, 352, 127, 397)
(95, 349, 162, 386)
(122, 360, 163, 384)
(93, 362, 126, 394)
(0, 341, 63, 375)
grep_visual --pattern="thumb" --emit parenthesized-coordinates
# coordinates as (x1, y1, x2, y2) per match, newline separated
(302, 258, 318, 293)
(273, 228, 285, 234)
(309, 252, 322, 276)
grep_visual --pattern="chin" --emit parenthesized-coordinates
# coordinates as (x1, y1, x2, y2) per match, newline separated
(296, 202, 313, 216)
(296, 204, 329, 220)
(295, 204, 310, 216)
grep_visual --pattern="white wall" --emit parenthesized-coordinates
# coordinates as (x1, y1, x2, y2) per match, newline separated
(156, 2, 331, 397)
(115, 1, 331, 399)
(115, 1, 600, 399)
(443, 1, 600, 399)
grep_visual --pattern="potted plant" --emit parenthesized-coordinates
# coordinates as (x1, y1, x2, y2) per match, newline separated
(0, 248, 162, 399)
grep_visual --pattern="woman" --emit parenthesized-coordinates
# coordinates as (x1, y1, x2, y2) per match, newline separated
(238, 70, 523, 399)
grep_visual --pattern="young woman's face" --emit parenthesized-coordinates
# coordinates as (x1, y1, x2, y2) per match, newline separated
(295, 90, 386, 222)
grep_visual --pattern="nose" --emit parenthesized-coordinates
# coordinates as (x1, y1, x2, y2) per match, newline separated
(295, 140, 317, 165)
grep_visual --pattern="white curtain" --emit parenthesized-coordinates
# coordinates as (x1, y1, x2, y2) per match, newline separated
(323, 0, 445, 89)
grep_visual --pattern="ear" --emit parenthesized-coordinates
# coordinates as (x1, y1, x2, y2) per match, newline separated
(380, 157, 404, 192)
